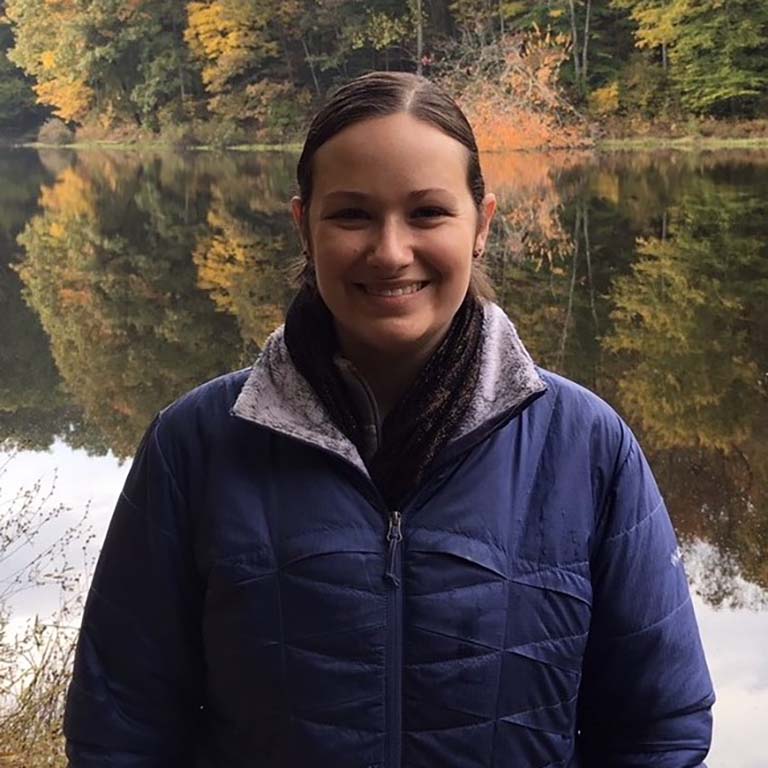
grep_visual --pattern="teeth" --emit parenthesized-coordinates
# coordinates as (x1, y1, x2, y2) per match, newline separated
(365, 282, 425, 297)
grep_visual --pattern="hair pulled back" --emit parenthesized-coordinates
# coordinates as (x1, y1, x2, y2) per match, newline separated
(295, 72, 495, 300)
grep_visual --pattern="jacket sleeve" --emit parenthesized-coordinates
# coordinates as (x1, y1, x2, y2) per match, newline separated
(576, 427, 715, 767)
(64, 414, 205, 767)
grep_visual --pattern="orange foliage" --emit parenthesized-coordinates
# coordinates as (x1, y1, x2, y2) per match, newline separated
(443, 30, 592, 151)
(468, 101, 587, 151)
(482, 150, 589, 264)
(57, 287, 93, 307)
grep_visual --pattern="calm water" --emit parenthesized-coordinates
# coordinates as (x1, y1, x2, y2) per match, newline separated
(1, 147, 767, 763)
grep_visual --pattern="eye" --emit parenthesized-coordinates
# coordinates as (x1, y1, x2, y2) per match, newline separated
(412, 206, 450, 219)
(328, 208, 370, 220)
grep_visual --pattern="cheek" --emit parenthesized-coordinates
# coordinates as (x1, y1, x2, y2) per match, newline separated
(423, 227, 474, 269)
(313, 223, 364, 254)
(313, 238, 361, 280)
(430, 245, 473, 285)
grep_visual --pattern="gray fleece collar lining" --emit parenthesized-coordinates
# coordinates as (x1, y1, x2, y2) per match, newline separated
(231, 302, 546, 477)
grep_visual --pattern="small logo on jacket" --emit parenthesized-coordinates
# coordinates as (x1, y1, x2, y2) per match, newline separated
(670, 546, 683, 567)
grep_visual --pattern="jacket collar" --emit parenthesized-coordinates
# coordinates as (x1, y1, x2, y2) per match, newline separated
(231, 302, 546, 477)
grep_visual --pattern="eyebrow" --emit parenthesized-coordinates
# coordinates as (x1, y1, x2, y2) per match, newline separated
(322, 188, 456, 201)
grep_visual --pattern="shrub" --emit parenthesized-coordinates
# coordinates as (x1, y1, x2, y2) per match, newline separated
(435, 29, 592, 151)
(588, 82, 620, 118)
(36, 118, 74, 146)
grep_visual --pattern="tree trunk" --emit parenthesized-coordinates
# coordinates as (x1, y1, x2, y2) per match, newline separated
(415, 0, 424, 75)
(567, 0, 581, 82)
(278, 27, 296, 82)
(582, 0, 591, 85)
(661, 41, 668, 71)
(499, 0, 505, 37)
(557, 208, 581, 369)
(301, 37, 322, 98)
(583, 205, 598, 336)
(170, 13, 186, 106)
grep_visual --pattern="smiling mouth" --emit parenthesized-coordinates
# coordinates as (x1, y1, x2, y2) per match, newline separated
(358, 281, 429, 297)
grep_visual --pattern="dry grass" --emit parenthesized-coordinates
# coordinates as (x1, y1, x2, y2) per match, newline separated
(0, 454, 93, 767)
(0, 615, 75, 767)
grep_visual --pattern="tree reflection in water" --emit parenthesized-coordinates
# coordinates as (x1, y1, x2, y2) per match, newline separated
(4, 147, 767, 609)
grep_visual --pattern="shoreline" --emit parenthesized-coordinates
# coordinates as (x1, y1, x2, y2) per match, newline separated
(4, 134, 768, 154)
(596, 136, 768, 151)
(4, 140, 305, 152)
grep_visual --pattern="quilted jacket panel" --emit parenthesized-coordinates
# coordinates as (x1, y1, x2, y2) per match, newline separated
(64, 309, 714, 768)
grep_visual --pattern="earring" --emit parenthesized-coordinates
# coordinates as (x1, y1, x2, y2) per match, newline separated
(472, 248, 483, 260)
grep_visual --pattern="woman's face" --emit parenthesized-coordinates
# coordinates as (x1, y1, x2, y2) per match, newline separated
(292, 112, 496, 361)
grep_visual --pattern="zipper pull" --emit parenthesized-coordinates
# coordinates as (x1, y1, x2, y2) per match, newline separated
(385, 510, 402, 587)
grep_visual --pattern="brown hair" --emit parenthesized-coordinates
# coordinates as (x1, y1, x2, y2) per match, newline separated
(294, 71, 495, 301)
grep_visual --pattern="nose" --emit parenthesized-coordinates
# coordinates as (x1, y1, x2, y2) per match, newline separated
(366, 217, 414, 272)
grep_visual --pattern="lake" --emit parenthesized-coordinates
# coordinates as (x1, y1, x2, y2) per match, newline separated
(1, 146, 766, 764)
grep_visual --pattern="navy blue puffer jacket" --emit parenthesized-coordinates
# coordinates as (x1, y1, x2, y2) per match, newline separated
(64, 304, 714, 767)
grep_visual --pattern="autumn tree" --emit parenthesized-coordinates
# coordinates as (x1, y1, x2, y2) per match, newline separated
(437, 27, 592, 150)
(605, 171, 768, 452)
(0, 147, 75, 450)
(5, 0, 200, 128)
(0, 257, 74, 451)
(614, 0, 768, 114)
(185, 0, 295, 131)
(14, 152, 243, 457)
(5, 0, 93, 122)
(193, 197, 292, 347)
(0, 2, 42, 132)
(190, 151, 296, 346)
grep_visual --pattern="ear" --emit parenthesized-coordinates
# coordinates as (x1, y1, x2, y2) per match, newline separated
(290, 196, 308, 251)
(474, 193, 497, 256)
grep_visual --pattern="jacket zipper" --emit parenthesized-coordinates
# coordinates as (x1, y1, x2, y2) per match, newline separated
(376, 393, 546, 768)
(385, 510, 403, 586)
(384, 509, 403, 767)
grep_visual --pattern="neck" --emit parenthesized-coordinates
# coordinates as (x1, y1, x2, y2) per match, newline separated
(338, 332, 447, 418)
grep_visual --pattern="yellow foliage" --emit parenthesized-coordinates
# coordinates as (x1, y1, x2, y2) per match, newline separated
(185, 0, 278, 95)
(58, 287, 93, 307)
(35, 77, 93, 123)
(592, 170, 620, 205)
(193, 202, 288, 345)
(40, 50, 56, 70)
(39, 168, 95, 218)
(588, 82, 620, 117)
(605, 236, 759, 452)
(186, 2, 232, 62)
(49, 221, 66, 239)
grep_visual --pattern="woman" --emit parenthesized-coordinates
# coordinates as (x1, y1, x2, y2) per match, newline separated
(64, 72, 714, 767)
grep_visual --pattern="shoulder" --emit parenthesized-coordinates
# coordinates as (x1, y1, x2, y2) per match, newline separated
(478, 304, 630, 461)
(537, 369, 625, 430)
(530, 368, 641, 493)
(157, 368, 251, 436)
(145, 369, 254, 483)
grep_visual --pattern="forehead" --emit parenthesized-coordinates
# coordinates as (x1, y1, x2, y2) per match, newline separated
(311, 112, 470, 197)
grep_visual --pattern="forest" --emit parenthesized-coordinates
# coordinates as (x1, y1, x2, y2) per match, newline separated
(1, 0, 767, 146)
